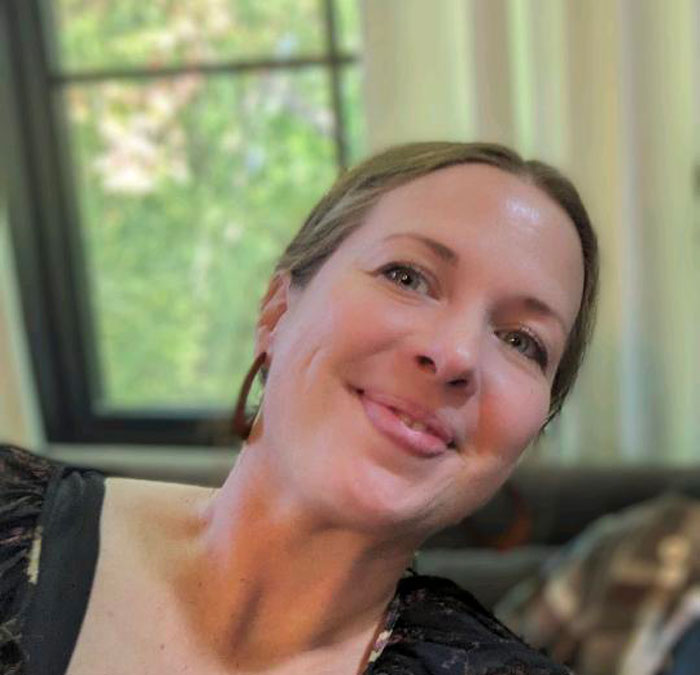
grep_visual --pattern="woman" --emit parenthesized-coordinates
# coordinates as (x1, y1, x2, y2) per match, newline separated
(1, 142, 598, 674)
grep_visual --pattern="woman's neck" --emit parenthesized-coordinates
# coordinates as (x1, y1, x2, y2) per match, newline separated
(166, 443, 415, 671)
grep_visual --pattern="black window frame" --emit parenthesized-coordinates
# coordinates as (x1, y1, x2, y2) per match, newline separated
(1, 0, 360, 446)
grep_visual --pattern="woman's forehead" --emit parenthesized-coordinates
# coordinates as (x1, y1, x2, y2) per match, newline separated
(367, 164, 567, 231)
(340, 164, 585, 325)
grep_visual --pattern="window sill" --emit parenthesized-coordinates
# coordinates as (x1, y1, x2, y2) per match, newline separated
(45, 444, 237, 486)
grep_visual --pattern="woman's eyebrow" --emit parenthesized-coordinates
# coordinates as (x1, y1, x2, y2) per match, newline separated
(383, 233, 459, 266)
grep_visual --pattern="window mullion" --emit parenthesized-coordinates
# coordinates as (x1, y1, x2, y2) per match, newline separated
(50, 53, 356, 86)
(322, 0, 348, 170)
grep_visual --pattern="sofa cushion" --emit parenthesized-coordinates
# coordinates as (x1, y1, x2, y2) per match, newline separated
(414, 545, 558, 609)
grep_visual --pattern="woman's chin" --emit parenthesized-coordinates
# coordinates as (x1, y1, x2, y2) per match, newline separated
(313, 459, 445, 539)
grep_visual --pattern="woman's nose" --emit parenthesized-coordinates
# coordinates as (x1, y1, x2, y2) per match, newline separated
(413, 327, 481, 395)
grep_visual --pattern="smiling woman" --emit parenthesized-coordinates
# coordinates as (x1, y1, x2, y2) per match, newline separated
(1, 142, 597, 675)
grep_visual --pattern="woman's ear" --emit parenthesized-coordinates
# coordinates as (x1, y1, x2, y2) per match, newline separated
(254, 271, 294, 358)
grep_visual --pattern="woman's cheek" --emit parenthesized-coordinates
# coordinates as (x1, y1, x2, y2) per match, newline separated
(274, 282, 387, 392)
(509, 383, 550, 454)
(327, 282, 415, 348)
(476, 375, 549, 461)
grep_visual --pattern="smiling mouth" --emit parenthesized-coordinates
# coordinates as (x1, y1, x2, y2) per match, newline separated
(354, 388, 456, 457)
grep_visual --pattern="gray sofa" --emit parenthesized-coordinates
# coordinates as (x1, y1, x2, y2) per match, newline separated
(417, 463, 700, 609)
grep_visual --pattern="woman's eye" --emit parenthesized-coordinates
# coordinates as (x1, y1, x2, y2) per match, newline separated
(497, 329, 549, 370)
(381, 263, 431, 295)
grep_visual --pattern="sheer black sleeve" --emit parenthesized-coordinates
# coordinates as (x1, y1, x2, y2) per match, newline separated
(0, 446, 55, 675)
(372, 575, 573, 674)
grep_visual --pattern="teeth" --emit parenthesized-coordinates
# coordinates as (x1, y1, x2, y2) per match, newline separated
(397, 412, 428, 432)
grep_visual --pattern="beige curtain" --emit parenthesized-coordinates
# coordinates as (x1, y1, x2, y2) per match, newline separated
(361, 0, 699, 465)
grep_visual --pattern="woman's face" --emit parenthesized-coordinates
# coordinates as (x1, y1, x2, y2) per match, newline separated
(256, 164, 584, 538)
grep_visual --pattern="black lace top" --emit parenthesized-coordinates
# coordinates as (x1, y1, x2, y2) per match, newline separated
(0, 445, 571, 675)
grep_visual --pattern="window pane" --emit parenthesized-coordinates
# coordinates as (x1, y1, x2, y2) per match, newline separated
(64, 70, 337, 409)
(51, 0, 327, 72)
(341, 65, 366, 165)
(334, 0, 362, 53)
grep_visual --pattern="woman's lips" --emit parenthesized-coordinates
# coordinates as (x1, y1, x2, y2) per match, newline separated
(357, 390, 451, 458)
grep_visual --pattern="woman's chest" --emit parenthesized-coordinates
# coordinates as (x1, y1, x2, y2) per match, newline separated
(66, 608, 368, 675)
(64, 564, 370, 675)
(64, 480, 376, 675)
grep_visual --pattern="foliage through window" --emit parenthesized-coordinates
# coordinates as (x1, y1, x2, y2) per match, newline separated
(2, 0, 364, 443)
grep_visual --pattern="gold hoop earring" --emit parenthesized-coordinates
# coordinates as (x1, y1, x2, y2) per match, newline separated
(232, 352, 267, 441)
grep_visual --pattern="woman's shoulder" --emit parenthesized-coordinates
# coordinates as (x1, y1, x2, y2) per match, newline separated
(0, 444, 101, 526)
(0, 445, 109, 674)
(374, 573, 571, 674)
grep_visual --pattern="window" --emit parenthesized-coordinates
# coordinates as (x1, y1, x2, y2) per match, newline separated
(2, 0, 364, 445)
